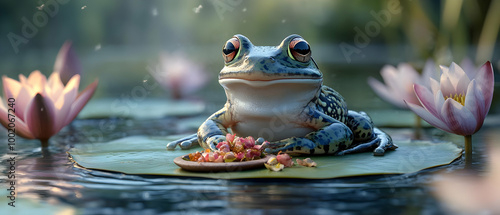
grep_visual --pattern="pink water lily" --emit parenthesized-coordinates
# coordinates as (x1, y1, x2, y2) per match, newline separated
(405, 61, 494, 136)
(148, 52, 208, 99)
(0, 70, 98, 147)
(406, 61, 494, 166)
(368, 60, 438, 108)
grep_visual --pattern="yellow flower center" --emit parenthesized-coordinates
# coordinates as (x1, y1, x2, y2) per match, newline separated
(444, 93, 466, 106)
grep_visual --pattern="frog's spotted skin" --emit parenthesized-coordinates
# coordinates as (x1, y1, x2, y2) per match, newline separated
(167, 34, 397, 156)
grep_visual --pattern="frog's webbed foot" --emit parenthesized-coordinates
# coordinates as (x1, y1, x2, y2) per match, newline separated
(335, 128, 397, 156)
(344, 110, 398, 156)
(203, 135, 226, 151)
(166, 134, 199, 150)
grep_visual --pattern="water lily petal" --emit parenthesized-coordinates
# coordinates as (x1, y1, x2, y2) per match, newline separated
(64, 79, 98, 125)
(18, 74, 27, 85)
(449, 62, 471, 94)
(429, 78, 441, 95)
(2, 76, 22, 100)
(13, 85, 36, 122)
(397, 64, 420, 103)
(433, 90, 446, 120)
(414, 84, 443, 120)
(54, 75, 79, 130)
(406, 101, 453, 133)
(26, 70, 47, 94)
(440, 65, 449, 74)
(46, 72, 65, 102)
(380, 65, 399, 90)
(368, 77, 406, 108)
(464, 80, 485, 133)
(53, 41, 82, 85)
(150, 52, 208, 99)
(0, 100, 35, 139)
(439, 68, 455, 98)
(2, 76, 30, 121)
(24, 94, 57, 140)
(473, 61, 494, 117)
(441, 98, 477, 136)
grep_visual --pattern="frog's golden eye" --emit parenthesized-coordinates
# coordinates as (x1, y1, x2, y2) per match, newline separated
(222, 37, 240, 63)
(288, 38, 311, 63)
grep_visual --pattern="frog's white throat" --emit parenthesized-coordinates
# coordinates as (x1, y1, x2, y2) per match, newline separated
(219, 78, 323, 108)
(219, 78, 323, 141)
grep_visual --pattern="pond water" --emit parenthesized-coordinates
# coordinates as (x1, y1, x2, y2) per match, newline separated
(1, 111, 498, 214)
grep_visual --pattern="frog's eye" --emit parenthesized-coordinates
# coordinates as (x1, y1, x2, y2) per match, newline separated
(222, 37, 240, 63)
(288, 38, 311, 63)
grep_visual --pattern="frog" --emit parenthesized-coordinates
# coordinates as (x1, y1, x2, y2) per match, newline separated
(167, 34, 397, 156)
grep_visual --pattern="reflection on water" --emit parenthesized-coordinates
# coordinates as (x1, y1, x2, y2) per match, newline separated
(1, 115, 497, 214)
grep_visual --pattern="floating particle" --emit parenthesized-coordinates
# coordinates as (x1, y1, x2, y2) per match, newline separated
(151, 8, 158, 16)
(242, 7, 247, 12)
(37, 4, 45, 10)
(281, 19, 286, 23)
(94, 44, 101, 51)
(81, 5, 87, 10)
(193, 5, 202, 13)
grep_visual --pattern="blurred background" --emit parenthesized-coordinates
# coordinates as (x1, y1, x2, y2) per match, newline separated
(0, 0, 499, 110)
(1, 1, 500, 214)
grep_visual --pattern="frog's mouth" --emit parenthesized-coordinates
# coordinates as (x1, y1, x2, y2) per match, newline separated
(219, 78, 322, 88)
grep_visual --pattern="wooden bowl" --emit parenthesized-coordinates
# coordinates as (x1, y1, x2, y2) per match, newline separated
(173, 155, 270, 172)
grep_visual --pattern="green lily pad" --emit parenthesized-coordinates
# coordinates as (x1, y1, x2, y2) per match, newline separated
(68, 135, 462, 179)
(77, 98, 205, 119)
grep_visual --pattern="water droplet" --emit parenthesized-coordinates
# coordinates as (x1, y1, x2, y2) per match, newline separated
(151, 8, 158, 16)
(37, 4, 45, 10)
(94, 44, 101, 51)
(242, 7, 247, 12)
(81, 5, 87, 10)
(193, 5, 202, 13)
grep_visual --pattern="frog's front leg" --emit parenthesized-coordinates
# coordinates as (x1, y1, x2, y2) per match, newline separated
(264, 109, 354, 155)
(166, 108, 231, 150)
(196, 109, 231, 151)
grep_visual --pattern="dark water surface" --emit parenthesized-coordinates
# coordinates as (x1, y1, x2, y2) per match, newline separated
(1, 115, 498, 215)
